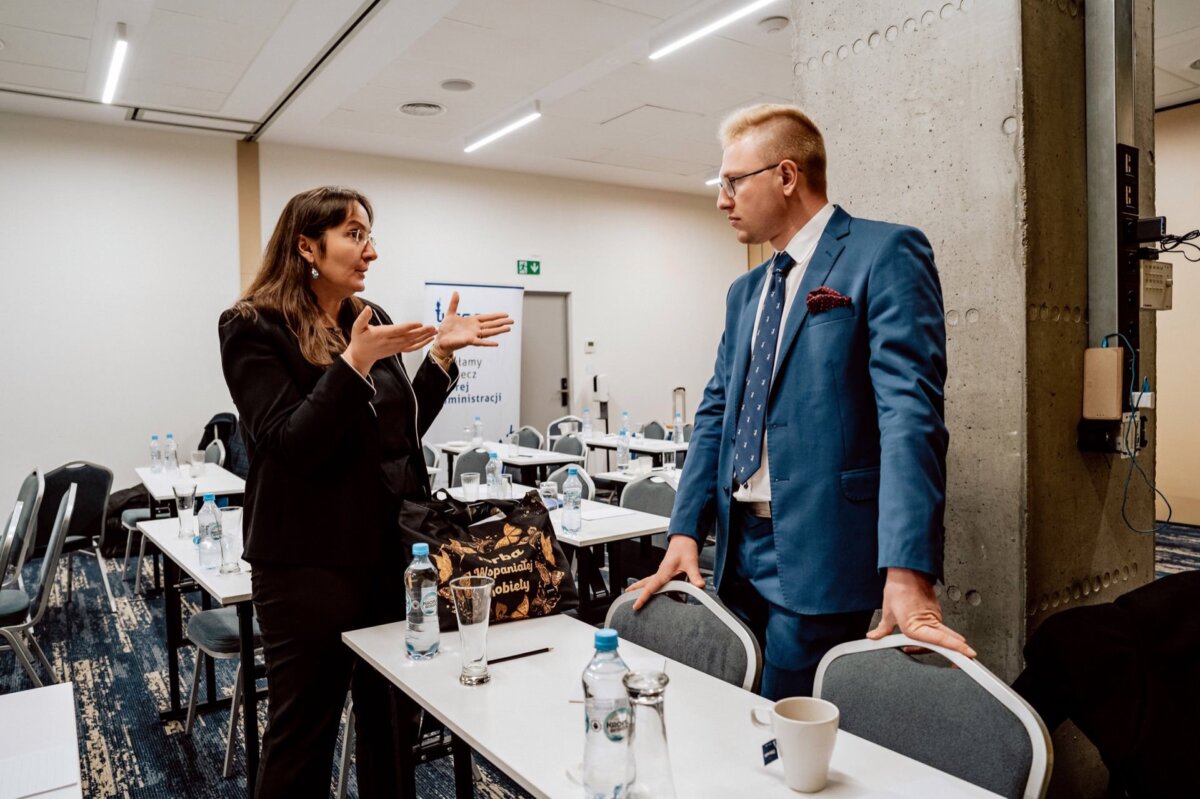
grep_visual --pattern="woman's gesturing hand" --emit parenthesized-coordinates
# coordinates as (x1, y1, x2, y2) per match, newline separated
(343, 306, 437, 375)
(435, 291, 513, 352)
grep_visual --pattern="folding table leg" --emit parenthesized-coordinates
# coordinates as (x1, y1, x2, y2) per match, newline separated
(451, 733, 474, 799)
(237, 602, 259, 797)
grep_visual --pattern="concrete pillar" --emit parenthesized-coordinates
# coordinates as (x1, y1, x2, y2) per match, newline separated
(791, 1, 1156, 794)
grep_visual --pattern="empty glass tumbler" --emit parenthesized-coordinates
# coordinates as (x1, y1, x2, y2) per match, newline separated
(450, 575, 494, 686)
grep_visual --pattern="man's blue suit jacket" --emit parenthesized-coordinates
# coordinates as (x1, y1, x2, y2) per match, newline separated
(670, 206, 949, 616)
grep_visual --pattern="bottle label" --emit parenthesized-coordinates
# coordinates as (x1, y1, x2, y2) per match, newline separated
(586, 702, 631, 743)
(420, 588, 438, 617)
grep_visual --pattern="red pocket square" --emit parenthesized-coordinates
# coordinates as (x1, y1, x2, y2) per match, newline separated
(806, 286, 852, 314)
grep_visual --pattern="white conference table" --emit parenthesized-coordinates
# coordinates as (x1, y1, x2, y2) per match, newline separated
(593, 467, 681, 487)
(581, 432, 688, 455)
(435, 441, 584, 479)
(137, 518, 259, 796)
(343, 615, 1001, 799)
(134, 464, 246, 503)
(0, 682, 82, 799)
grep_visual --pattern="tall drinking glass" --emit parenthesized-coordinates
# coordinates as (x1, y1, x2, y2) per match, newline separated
(461, 473, 481, 501)
(499, 474, 514, 499)
(450, 575, 494, 685)
(624, 671, 677, 799)
(218, 506, 243, 573)
(538, 481, 559, 509)
(172, 482, 197, 539)
(661, 450, 676, 473)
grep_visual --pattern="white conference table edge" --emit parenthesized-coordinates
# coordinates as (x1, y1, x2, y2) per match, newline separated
(342, 615, 1001, 799)
(581, 434, 688, 454)
(0, 681, 82, 799)
(136, 517, 252, 605)
(435, 441, 585, 467)
(134, 464, 246, 503)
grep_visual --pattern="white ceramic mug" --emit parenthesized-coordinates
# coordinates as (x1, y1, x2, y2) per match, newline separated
(750, 697, 839, 792)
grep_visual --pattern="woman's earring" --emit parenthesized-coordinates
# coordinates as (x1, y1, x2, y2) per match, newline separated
(311, 267, 319, 279)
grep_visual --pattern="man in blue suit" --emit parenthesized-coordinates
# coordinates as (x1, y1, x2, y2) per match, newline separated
(631, 104, 974, 699)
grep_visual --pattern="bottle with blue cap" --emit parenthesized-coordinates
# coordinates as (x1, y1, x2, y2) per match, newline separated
(485, 451, 503, 498)
(562, 466, 583, 534)
(583, 628, 633, 798)
(149, 434, 163, 473)
(405, 543, 440, 659)
(196, 493, 221, 570)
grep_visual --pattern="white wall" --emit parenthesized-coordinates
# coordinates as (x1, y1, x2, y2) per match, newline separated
(0, 112, 239, 496)
(257, 144, 745, 437)
(1155, 103, 1200, 525)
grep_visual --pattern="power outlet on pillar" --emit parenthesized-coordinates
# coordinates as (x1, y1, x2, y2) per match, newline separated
(1118, 412, 1147, 459)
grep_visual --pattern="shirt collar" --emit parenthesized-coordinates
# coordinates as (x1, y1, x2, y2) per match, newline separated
(776, 202, 835, 265)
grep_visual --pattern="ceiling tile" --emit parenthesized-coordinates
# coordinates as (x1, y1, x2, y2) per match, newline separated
(1156, 66, 1198, 96)
(0, 59, 86, 93)
(0, 0, 95, 39)
(322, 107, 458, 141)
(0, 23, 90, 71)
(120, 78, 227, 112)
(592, 0, 697, 19)
(577, 147, 709, 176)
(129, 46, 247, 94)
(155, 0, 298, 30)
(1156, 0, 1200, 36)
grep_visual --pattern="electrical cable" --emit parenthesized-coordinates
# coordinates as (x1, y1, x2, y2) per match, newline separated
(1101, 333, 1173, 534)
(1156, 228, 1200, 262)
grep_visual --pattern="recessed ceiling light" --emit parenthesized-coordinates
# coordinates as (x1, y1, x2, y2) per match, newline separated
(1190, 58, 1200, 71)
(398, 101, 446, 117)
(441, 79, 475, 92)
(757, 15, 789, 34)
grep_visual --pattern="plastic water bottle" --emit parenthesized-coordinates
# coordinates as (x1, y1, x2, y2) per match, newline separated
(562, 466, 583, 534)
(582, 407, 593, 437)
(672, 412, 684, 442)
(485, 452, 503, 498)
(163, 433, 179, 472)
(149, 435, 163, 473)
(583, 629, 633, 798)
(405, 543, 440, 660)
(472, 416, 484, 446)
(617, 420, 631, 471)
(196, 494, 221, 570)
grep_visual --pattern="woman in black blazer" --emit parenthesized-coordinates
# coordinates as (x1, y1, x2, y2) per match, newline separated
(219, 186, 510, 797)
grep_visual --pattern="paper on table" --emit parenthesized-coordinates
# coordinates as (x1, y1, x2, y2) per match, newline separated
(579, 505, 637, 522)
(568, 654, 666, 702)
(0, 743, 79, 799)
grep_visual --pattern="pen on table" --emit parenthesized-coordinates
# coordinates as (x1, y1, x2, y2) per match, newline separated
(490, 647, 552, 664)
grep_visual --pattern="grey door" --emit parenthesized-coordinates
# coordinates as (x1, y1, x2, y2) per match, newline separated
(520, 292, 571, 438)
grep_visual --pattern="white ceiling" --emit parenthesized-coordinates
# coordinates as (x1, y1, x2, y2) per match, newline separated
(0, 0, 1196, 196)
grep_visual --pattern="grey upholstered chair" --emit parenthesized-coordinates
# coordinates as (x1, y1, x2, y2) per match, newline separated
(546, 465, 596, 501)
(184, 606, 264, 777)
(2, 470, 43, 591)
(815, 634, 1052, 799)
(545, 415, 583, 447)
(516, 425, 544, 449)
(451, 448, 491, 488)
(605, 579, 761, 692)
(641, 420, 666, 440)
(551, 433, 587, 458)
(422, 444, 439, 468)
(620, 475, 676, 548)
(1, 484, 75, 687)
(205, 438, 226, 466)
(34, 462, 116, 611)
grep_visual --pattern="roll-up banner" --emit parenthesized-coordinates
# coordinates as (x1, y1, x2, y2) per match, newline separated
(423, 281, 524, 446)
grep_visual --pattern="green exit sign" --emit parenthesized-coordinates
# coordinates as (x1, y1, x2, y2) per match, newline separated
(517, 259, 541, 275)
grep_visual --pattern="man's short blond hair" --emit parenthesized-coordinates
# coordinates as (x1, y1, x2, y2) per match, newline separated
(719, 104, 827, 194)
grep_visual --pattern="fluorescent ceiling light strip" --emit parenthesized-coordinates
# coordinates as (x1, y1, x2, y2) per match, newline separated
(101, 23, 128, 104)
(649, 0, 780, 60)
(464, 105, 542, 153)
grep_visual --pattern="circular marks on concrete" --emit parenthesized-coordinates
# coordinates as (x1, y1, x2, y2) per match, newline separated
(885, 25, 899, 41)
(1002, 116, 1018, 134)
(966, 590, 982, 607)
(960, 0, 975, 10)
(903, 18, 917, 33)
(822, 50, 834, 66)
(852, 38, 865, 55)
(941, 3, 956, 20)
(921, 10, 936, 27)
(946, 309, 960, 326)
(837, 45, 849, 60)
(869, 32, 881, 48)
(965, 308, 980, 325)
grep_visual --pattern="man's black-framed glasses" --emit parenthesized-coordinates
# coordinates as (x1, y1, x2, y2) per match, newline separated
(719, 162, 781, 198)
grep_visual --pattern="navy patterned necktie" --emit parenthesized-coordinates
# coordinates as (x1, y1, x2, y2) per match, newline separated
(733, 250, 796, 483)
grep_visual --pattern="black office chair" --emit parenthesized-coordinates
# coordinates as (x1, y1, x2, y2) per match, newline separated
(33, 462, 116, 611)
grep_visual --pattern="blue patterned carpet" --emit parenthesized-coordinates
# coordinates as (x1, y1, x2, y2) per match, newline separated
(1155, 523, 1200, 577)
(0, 553, 528, 798)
